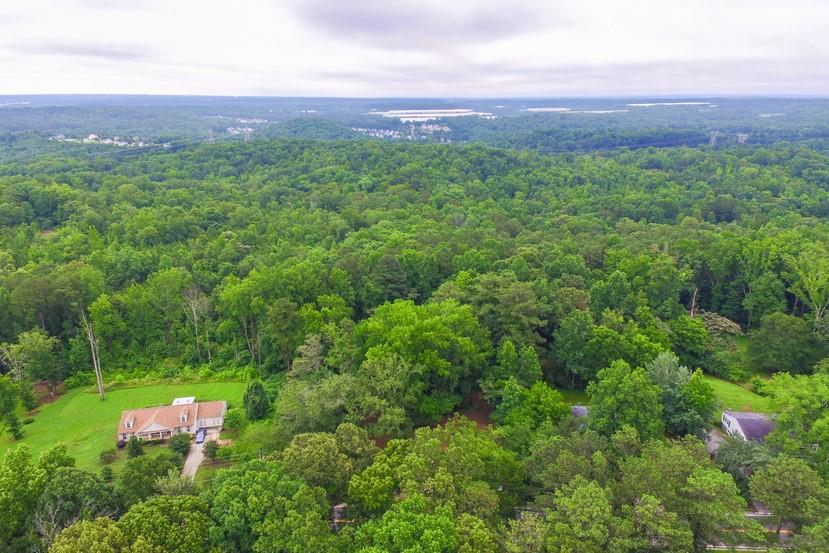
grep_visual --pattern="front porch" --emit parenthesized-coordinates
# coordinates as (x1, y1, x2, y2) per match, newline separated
(135, 429, 173, 441)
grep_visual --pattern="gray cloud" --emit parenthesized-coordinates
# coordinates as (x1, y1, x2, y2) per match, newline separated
(14, 42, 155, 63)
(284, 0, 554, 49)
(1, 0, 827, 96)
(72, 0, 156, 11)
(311, 58, 829, 96)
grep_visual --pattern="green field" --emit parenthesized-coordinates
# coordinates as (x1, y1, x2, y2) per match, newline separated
(1, 376, 771, 473)
(0, 381, 245, 471)
(561, 377, 774, 419)
(561, 389, 588, 405)
(703, 375, 774, 415)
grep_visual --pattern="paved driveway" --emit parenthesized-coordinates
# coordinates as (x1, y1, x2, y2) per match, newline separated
(705, 427, 727, 456)
(181, 428, 219, 479)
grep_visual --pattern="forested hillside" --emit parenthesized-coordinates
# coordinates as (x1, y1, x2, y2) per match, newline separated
(2, 139, 829, 552)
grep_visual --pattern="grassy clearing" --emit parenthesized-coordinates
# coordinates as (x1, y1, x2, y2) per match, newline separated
(703, 375, 774, 414)
(0, 381, 245, 472)
(561, 389, 588, 405)
(194, 458, 233, 488)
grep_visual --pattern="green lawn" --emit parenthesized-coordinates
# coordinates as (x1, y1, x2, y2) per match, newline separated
(561, 389, 588, 406)
(0, 381, 245, 472)
(703, 375, 774, 414)
(194, 458, 234, 488)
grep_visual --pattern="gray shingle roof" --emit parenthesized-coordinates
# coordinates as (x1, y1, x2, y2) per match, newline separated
(725, 411, 774, 442)
(570, 405, 588, 418)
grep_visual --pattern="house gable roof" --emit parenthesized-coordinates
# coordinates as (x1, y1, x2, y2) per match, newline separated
(724, 410, 775, 442)
(118, 400, 226, 434)
(196, 400, 225, 420)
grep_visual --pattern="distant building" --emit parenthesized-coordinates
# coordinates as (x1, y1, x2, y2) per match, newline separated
(721, 410, 774, 443)
(118, 399, 226, 441)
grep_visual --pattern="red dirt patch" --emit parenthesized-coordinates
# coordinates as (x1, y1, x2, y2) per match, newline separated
(435, 392, 493, 430)
(372, 435, 391, 449)
(456, 392, 492, 429)
(33, 381, 65, 406)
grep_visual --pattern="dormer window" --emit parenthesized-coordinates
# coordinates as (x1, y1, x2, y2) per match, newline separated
(125, 420, 133, 429)
(180, 409, 188, 423)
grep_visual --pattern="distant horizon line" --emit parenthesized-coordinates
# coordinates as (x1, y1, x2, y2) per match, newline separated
(1, 93, 829, 100)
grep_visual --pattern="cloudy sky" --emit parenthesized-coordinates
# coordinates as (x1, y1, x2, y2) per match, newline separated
(1, 0, 827, 97)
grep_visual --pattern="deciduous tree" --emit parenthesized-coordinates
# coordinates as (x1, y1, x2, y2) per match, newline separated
(588, 360, 664, 441)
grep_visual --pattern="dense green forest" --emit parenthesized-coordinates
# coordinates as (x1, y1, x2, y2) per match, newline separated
(1, 137, 829, 552)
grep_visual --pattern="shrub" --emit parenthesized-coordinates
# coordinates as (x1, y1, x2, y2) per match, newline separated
(217, 443, 234, 461)
(160, 364, 178, 379)
(812, 357, 829, 374)
(244, 380, 270, 420)
(19, 384, 37, 411)
(750, 376, 769, 397)
(703, 350, 746, 382)
(223, 408, 246, 432)
(100, 448, 117, 464)
(63, 371, 96, 390)
(5, 414, 23, 440)
(23, 417, 34, 425)
(154, 468, 197, 496)
(157, 449, 185, 469)
(204, 441, 220, 461)
(127, 436, 144, 458)
(100, 465, 114, 482)
(168, 433, 192, 457)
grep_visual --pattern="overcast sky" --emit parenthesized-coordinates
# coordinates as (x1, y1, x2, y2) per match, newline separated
(1, 0, 827, 97)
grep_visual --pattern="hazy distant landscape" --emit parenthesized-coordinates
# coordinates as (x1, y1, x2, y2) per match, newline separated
(4, 95, 829, 163)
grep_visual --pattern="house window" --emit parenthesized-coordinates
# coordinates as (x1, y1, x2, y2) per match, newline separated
(125, 420, 133, 429)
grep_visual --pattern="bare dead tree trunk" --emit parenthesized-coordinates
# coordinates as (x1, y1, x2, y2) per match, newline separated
(80, 308, 105, 401)
(191, 306, 201, 359)
(241, 317, 259, 366)
(816, 303, 827, 323)
(33, 498, 63, 545)
(204, 326, 212, 362)
(689, 287, 699, 317)
(183, 286, 213, 364)
(0, 343, 25, 382)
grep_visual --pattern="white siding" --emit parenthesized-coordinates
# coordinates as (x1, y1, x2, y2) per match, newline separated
(197, 417, 223, 428)
(721, 413, 746, 441)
